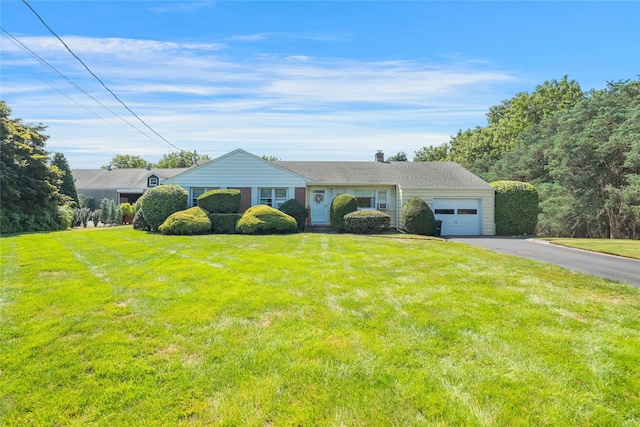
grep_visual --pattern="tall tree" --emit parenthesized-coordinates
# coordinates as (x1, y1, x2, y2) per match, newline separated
(0, 101, 64, 233)
(387, 151, 408, 162)
(51, 152, 78, 204)
(413, 143, 450, 162)
(101, 154, 149, 169)
(156, 150, 210, 168)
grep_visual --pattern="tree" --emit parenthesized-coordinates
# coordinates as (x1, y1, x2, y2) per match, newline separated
(101, 154, 149, 169)
(156, 150, 210, 168)
(261, 155, 281, 162)
(51, 152, 78, 204)
(0, 101, 65, 233)
(387, 151, 408, 162)
(414, 143, 450, 162)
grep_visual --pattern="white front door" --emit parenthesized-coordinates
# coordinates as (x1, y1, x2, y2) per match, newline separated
(433, 198, 481, 236)
(310, 188, 329, 224)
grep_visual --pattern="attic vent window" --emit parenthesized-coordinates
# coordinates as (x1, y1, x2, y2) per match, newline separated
(148, 176, 159, 187)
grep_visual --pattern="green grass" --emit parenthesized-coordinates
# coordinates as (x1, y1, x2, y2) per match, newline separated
(541, 238, 640, 260)
(1, 227, 639, 426)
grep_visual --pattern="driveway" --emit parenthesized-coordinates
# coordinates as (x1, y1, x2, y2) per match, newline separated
(447, 237, 640, 287)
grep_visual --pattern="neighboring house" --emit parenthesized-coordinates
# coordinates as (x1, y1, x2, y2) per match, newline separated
(74, 149, 495, 235)
(73, 167, 189, 205)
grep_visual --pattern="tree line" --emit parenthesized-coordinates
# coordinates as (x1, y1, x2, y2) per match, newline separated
(407, 77, 639, 239)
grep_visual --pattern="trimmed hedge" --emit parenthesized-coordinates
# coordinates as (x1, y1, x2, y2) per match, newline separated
(401, 197, 435, 235)
(491, 180, 539, 235)
(236, 205, 298, 235)
(198, 189, 241, 214)
(133, 209, 150, 231)
(279, 199, 308, 232)
(330, 193, 358, 232)
(158, 207, 212, 235)
(140, 184, 189, 231)
(210, 213, 242, 234)
(343, 210, 390, 234)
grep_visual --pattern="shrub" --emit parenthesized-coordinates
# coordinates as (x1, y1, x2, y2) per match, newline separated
(159, 207, 212, 235)
(133, 209, 150, 231)
(92, 209, 101, 227)
(210, 213, 242, 234)
(198, 189, 241, 214)
(279, 199, 308, 232)
(401, 197, 435, 235)
(491, 181, 539, 235)
(73, 207, 91, 228)
(120, 203, 135, 217)
(236, 205, 298, 235)
(140, 184, 189, 231)
(343, 210, 390, 234)
(330, 193, 358, 232)
(99, 198, 113, 224)
(57, 204, 74, 229)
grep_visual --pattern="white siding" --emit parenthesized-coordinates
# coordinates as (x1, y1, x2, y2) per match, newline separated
(400, 188, 495, 235)
(164, 150, 307, 189)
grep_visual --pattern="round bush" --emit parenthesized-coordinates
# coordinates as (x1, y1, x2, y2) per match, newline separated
(133, 209, 150, 231)
(158, 207, 212, 235)
(401, 197, 435, 235)
(236, 205, 298, 235)
(491, 181, 538, 235)
(140, 184, 189, 231)
(344, 210, 390, 234)
(198, 189, 241, 214)
(329, 193, 358, 232)
(279, 199, 308, 232)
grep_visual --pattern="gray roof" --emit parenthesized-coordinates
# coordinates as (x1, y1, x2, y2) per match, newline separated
(274, 161, 493, 190)
(72, 168, 188, 190)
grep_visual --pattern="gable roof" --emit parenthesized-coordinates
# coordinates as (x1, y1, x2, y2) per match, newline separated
(275, 160, 493, 190)
(72, 168, 188, 190)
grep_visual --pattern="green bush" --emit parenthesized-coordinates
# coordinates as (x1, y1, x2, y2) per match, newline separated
(198, 189, 241, 214)
(491, 181, 539, 235)
(343, 210, 390, 234)
(133, 209, 150, 231)
(401, 197, 435, 235)
(159, 207, 212, 235)
(120, 203, 135, 217)
(210, 213, 242, 234)
(140, 184, 189, 231)
(330, 193, 358, 232)
(236, 205, 298, 235)
(279, 199, 308, 232)
(57, 204, 74, 229)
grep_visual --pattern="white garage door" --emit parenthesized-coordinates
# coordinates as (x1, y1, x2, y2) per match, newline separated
(433, 199, 481, 236)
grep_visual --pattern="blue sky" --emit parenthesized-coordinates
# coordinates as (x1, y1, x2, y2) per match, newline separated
(1, 1, 638, 169)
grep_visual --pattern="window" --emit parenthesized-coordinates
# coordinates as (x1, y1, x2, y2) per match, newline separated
(148, 176, 159, 187)
(191, 187, 217, 206)
(458, 209, 478, 215)
(351, 189, 376, 209)
(435, 208, 455, 215)
(260, 188, 287, 208)
(377, 189, 388, 210)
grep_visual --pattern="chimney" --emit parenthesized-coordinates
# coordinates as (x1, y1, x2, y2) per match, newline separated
(375, 150, 384, 162)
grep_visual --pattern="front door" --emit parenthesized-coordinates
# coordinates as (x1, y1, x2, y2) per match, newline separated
(310, 188, 329, 224)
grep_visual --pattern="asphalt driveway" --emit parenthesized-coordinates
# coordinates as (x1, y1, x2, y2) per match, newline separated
(447, 237, 640, 287)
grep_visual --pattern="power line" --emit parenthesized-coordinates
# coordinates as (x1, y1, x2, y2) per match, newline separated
(1, 27, 167, 146)
(20, 0, 186, 153)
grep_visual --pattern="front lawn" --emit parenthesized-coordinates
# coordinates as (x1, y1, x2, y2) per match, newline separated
(542, 238, 640, 260)
(1, 228, 639, 426)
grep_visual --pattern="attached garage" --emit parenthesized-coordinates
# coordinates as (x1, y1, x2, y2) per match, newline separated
(433, 198, 481, 236)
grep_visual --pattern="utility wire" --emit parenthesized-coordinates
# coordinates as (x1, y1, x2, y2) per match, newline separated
(1, 27, 166, 145)
(21, 0, 186, 153)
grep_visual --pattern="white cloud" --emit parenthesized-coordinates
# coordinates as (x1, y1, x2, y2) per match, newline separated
(1, 34, 519, 168)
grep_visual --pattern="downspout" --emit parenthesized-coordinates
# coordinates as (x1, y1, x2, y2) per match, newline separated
(395, 184, 405, 233)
